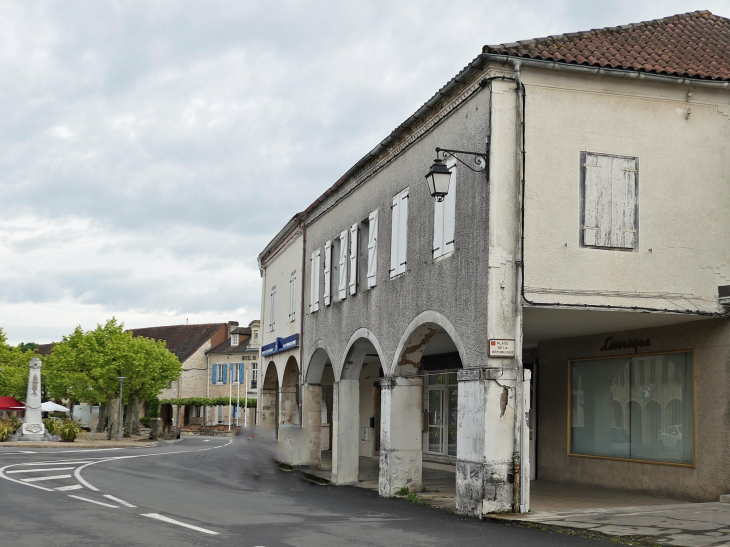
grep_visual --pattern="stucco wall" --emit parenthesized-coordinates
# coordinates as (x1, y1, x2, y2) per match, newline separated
(537, 317, 730, 502)
(521, 67, 730, 310)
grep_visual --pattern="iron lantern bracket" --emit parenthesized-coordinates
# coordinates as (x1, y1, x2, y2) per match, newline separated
(435, 147, 487, 173)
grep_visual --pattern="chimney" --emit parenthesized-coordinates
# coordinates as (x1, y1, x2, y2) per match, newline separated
(227, 321, 239, 334)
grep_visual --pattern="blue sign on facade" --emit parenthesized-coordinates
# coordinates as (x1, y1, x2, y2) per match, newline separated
(261, 333, 299, 357)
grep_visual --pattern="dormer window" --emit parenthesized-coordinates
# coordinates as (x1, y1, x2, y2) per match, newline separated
(231, 334, 239, 347)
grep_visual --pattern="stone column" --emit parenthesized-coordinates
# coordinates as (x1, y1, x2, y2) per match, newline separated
(332, 379, 359, 484)
(301, 384, 322, 466)
(279, 385, 298, 425)
(259, 388, 278, 430)
(18, 357, 53, 441)
(456, 367, 517, 517)
(379, 376, 422, 497)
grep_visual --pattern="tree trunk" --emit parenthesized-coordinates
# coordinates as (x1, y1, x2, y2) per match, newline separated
(96, 403, 107, 432)
(107, 397, 119, 440)
(127, 398, 140, 436)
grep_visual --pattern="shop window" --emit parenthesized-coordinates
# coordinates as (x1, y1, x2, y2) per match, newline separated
(570, 352, 693, 465)
(427, 372, 458, 457)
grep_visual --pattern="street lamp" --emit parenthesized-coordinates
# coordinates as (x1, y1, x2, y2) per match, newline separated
(116, 376, 126, 441)
(425, 147, 488, 201)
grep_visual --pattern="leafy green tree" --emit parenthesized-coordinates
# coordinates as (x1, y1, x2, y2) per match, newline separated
(0, 329, 40, 400)
(16, 342, 38, 353)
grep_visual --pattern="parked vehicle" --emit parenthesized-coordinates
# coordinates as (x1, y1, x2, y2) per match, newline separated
(659, 425, 683, 448)
(71, 405, 100, 431)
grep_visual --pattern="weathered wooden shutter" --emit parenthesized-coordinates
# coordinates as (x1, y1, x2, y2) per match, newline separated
(289, 273, 296, 322)
(324, 240, 332, 306)
(312, 249, 320, 311)
(270, 288, 276, 330)
(212, 363, 217, 385)
(349, 223, 358, 295)
(389, 194, 399, 277)
(367, 210, 378, 288)
(433, 190, 444, 258)
(610, 156, 637, 249)
(396, 190, 409, 275)
(338, 230, 348, 300)
(443, 168, 456, 255)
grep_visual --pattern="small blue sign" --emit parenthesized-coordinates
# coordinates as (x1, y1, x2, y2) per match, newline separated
(261, 334, 299, 357)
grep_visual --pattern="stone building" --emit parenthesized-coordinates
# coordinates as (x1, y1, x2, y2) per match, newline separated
(258, 11, 730, 516)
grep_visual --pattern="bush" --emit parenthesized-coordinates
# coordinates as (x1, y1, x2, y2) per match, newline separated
(56, 418, 84, 442)
(43, 417, 58, 435)
(0, 417, 22, 442)
(49, 411, 67, 418)
(148, 398, 159, 419)
(139, 417, 151, 427)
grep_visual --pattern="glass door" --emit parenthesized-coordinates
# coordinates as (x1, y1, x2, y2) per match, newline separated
(428, 386, 445, 454)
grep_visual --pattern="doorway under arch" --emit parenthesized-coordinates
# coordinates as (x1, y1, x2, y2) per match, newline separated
(260, 361, 279, 433)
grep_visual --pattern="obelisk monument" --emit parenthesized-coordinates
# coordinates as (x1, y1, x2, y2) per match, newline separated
(16, 357, 56, 441)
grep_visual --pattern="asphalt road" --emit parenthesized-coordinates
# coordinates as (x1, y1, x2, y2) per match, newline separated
(0, 434, 604, 547)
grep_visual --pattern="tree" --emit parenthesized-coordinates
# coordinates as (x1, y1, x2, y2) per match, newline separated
(0, 329, 40, 400)
(16, 342, 38, 353)
(44, 319, 182, 438)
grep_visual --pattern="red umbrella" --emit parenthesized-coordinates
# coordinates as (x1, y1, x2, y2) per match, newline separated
(0, 396, 25, 411)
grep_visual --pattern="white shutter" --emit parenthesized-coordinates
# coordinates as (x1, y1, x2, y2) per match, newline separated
(270, 288, 276, 330)
(433, 193, 444, 259)
(397, 190, 408, 275)
(389, 194, 399, 277)
(367, 210, 378, 288)
(324, 240, 332, 306)
(313, 249, 320, 311)
(610, 156, 637, 249)
(443, 168, 456, 255)
(289, 273, 296, 322)
(338, 231, 348, 300)
(349, 223, 358, 295)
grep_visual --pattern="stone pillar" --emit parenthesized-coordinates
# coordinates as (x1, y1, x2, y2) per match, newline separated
(456, 367, 517, 517)
(332, 379, 359, 484)
(259, 388, 278, 430)
(17, 357, 55, 441)
(379, 376, 422, 497)
(301, 384, 322, 466)
(279, 385, 298, 425)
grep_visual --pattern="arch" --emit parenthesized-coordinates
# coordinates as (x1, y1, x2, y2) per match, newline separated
(280, 356, 300, 426)
(388, 311, 467, 377)
(263, 361, 279, 389)
(305, 339, 334, 385)
(339, 328, 387, 381)
(282, 355, 299, 387)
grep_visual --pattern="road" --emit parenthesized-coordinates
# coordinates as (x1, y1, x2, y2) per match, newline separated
(0, 434, 604, 546)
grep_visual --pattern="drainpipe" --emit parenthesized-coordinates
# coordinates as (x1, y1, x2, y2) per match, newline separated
(206, 353, 210, 425)
(298, 218, 306, 426)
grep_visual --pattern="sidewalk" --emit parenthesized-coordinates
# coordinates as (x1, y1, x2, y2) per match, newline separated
(0, 431, 158, 449)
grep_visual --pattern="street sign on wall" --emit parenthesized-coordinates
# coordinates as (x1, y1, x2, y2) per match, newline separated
(488, 339, 515, 357)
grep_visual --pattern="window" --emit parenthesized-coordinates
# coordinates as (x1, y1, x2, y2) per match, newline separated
(433, 162, 456, 258)
(338, 230, 348, 300)
(289, 271, 296, 322)
(309, 249, 320, 312)
(324, 240, 332, 305)
(231, 334, 239, 347)
(231, 363, 240, 384)
(254, 331, 258, 341)
(269, 287, 276, 331)
(581, 152, 639, 250)
(570, 352, 693, 464)
(213, 363, 227, 385)
(349, 223, 358, 295)
(366, 210, 378, 288)
(250, 362, 258, 389)
(427, 372, 458, 457)
(390, 188, 409, 277)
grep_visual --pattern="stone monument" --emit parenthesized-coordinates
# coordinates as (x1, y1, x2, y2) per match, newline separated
(13, 357, 57, 442)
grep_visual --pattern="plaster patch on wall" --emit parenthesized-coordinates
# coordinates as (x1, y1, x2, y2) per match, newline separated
(489, 246, 513, 268)
(396, 328, 438, 369)
(716, 104, 730, 120)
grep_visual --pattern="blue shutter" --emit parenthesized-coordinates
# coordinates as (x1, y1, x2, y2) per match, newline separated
(212, 363, 217, 384)
(222, 363, 227, 384)
(240, 363, 244, 384)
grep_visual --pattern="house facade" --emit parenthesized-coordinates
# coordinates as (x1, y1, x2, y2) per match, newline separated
(258, 11, 730, 516)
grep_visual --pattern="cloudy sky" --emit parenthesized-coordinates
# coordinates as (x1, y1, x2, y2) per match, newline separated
(1, 1, 728, 345)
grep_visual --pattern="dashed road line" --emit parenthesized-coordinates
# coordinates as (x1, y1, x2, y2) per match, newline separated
(21, 474, 73, 482)
(68, 494, 119, 508)
(104, 494, 136, 508)
(56, 485, 83, 491)
(7, 467, 76, 474)
(141, 513, 219, 535)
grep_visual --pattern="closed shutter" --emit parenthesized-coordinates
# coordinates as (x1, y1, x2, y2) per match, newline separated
(397, 190, 408, 275)
(312, 249, 320, 312)
(270, 288, 276, 330)
(389, 194, 399, 277)
(222, 362, 227, 384)
(367, 210, 378, 288)
(289, 272, 296, 322)
(239, 364, 244, 384)
(212, 363, 217, 385)
(583, 153, 637, 249)
(443, 168, 456, 255)
(433, 190, 444, 258)
(324, 240, 332, 305)
(338, 230, 348, 300)
(349, 223, 358, 295)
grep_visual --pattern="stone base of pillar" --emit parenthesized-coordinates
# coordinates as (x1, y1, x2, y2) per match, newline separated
(379, 448, 422, 497)
(12, 423, 58, 442)
(456, 459, 514, 517)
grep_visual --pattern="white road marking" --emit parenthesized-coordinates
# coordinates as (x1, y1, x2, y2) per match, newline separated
(56, 485, 83, 491)
(14, 460, 92, 466)
(7, 467, 75, 474)
(103, 494, 136, 507)
(21, 474, 73, 482)
(68, 495, 119, 508)
(141, 513, 219, 535)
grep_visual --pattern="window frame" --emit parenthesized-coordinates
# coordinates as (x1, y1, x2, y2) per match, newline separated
(567, 349, 695, 467)
(250, 362, 258, 389)
(231, 363, 240, 385)
(231, 334, 239, 347)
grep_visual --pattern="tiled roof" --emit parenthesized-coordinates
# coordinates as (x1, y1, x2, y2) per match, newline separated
(35, 343, 55, 356)
(129, 323, 225, 363)
(485, 10, 730, 81)
(208, 335, 254, 355)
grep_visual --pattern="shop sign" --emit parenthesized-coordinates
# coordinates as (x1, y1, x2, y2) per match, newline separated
(488, 339, 515, 357)
(599, 336, 651, 353)
(261, 334, 300, 357)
